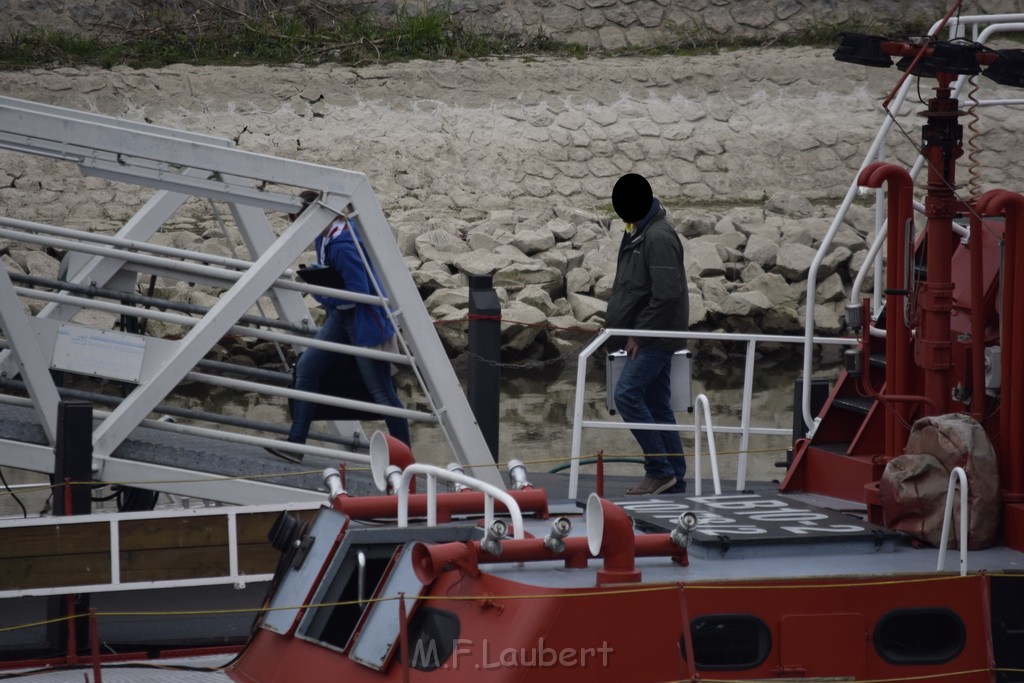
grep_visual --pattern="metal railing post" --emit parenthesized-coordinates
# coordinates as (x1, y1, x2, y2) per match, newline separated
(693, 394, 722, 496)
(937, 466, 970, 576)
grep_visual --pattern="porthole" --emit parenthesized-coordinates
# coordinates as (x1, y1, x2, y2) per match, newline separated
(684, 614, 772, 670)
(874, 608, 966, 664)
(406, 608, 460, 672)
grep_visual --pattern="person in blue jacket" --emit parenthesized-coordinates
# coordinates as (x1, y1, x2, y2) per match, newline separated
(266, 191, 410, 462)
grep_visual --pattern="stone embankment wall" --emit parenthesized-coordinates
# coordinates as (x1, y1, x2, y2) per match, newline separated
(4, 2, 1024, 360)
(5, 1, 1024, 48)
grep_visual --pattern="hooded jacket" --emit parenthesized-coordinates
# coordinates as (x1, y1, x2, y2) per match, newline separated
(314, 218, 396, 348)
(604, 201, 689, 352)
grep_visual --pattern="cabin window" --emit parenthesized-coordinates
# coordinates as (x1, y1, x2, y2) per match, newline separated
(873, 608, 965, 664)
(684, 615, 771, 670)
(406, 608, 461, 671)
(300, 543, 399, 651)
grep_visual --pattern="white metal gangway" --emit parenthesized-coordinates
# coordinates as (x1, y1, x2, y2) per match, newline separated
(0, 95, 502, 505)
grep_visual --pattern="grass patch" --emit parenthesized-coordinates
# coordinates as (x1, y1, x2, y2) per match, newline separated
(0, 1, 998, 70)
(607, 13, 943, 58)
(0, 4, 578, 70)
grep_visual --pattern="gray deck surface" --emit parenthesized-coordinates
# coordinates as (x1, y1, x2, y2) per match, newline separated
(0, 402, 380, 496)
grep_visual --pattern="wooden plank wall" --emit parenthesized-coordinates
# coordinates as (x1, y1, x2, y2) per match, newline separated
(0, 509, 318, 591)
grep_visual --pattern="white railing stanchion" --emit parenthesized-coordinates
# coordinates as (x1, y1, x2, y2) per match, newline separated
(426, 473, 437, 528)
(397, 463, 525, 539)
(736, 339, 756, 491)
(937, 466, 969, 576)
(693, 394, 722, 496)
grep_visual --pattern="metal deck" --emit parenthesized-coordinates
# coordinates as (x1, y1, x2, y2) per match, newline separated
(0, 402, 379, 500)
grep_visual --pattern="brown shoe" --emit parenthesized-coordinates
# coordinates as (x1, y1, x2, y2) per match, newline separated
(265, 443, 304, 463)
(625, 476, 676, 496)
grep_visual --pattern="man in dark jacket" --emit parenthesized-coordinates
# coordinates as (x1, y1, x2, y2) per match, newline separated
(605, 173, 689, 495)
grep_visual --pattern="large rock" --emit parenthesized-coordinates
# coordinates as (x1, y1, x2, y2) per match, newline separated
(452, 250, 513, 277)
(819, 245, 852, 279)
(492, 260, 564, 294)
(546, 315, 602, 356)
(515, 284, 560, 316)
(816, 272, 846, 303)
(501, 300, 548, 351)
(424, 288, 470, 313)
(689, 292, 708, 326)
(567, 292, 607, 323)
(765, 192, 815, 218)
(539, 249, 569, 275)
(675, 210, 719, 238)
(547, 218, 578, 242)
(719, 290, 774, 316)
(511, 228, 557, 255)
(684, 239, 727, 278)
(431, 303, 469, 353)
(738, 272, 798, 306)
(773, 242, 818, 280)
(414, 229, 471, 264)
(466, 228, 515, 251)
(565, 266, 595, 294)
(413, 262, 465, 291)
(743, 233, 779, 269)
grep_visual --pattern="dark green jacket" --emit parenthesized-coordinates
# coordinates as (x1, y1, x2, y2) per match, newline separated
(605, 207, 689, 352)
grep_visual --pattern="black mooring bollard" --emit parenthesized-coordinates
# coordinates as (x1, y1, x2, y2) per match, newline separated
(52, 400, 93, 516)
(467, 274, 501, 463)
(48, 400, 94, 658)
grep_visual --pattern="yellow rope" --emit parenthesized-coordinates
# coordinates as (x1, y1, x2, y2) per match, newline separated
(0, 573, 982, 633)
(696, 671, 990, 683)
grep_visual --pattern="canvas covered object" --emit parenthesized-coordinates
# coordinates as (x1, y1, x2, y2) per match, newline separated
(879, 413, 1001, 549)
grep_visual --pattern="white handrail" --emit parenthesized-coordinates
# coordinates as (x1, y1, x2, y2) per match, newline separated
(693, 394, 722, 496)
(397, 463, 525, 539)
(937, 466, 969, 576)
(569, 328, 856, 499)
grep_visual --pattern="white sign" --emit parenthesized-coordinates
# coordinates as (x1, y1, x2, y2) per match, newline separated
(52, 323, 146, 383)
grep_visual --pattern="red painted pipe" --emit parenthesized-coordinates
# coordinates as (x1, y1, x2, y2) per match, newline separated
(386, 435, 416, 494)
(920, 84, 958, 419)
(411, 532, 686, 585)
(977, 190, 1014, 463)
(590, 497, 641, 585)
(332, 488, 550, 521)
(976, 189, 1024, 500)
(967, 210, 987, 423)
(89, 609, 102, 683)
(857, 162, 915, 459)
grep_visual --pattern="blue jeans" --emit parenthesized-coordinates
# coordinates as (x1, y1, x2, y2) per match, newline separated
(613, 345, 686, 485)
(288, 307, 410, 447)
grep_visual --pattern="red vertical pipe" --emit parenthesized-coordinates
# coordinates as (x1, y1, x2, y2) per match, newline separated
(968, 211, 986, 423)
(858, 161, 915, 459)
(89, 608, 103, 683)
(978, 190, 1014, 467)
(978, 190, 1024, 500)
(919, 76, 958, 418)
(596, 450, 604, 498)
